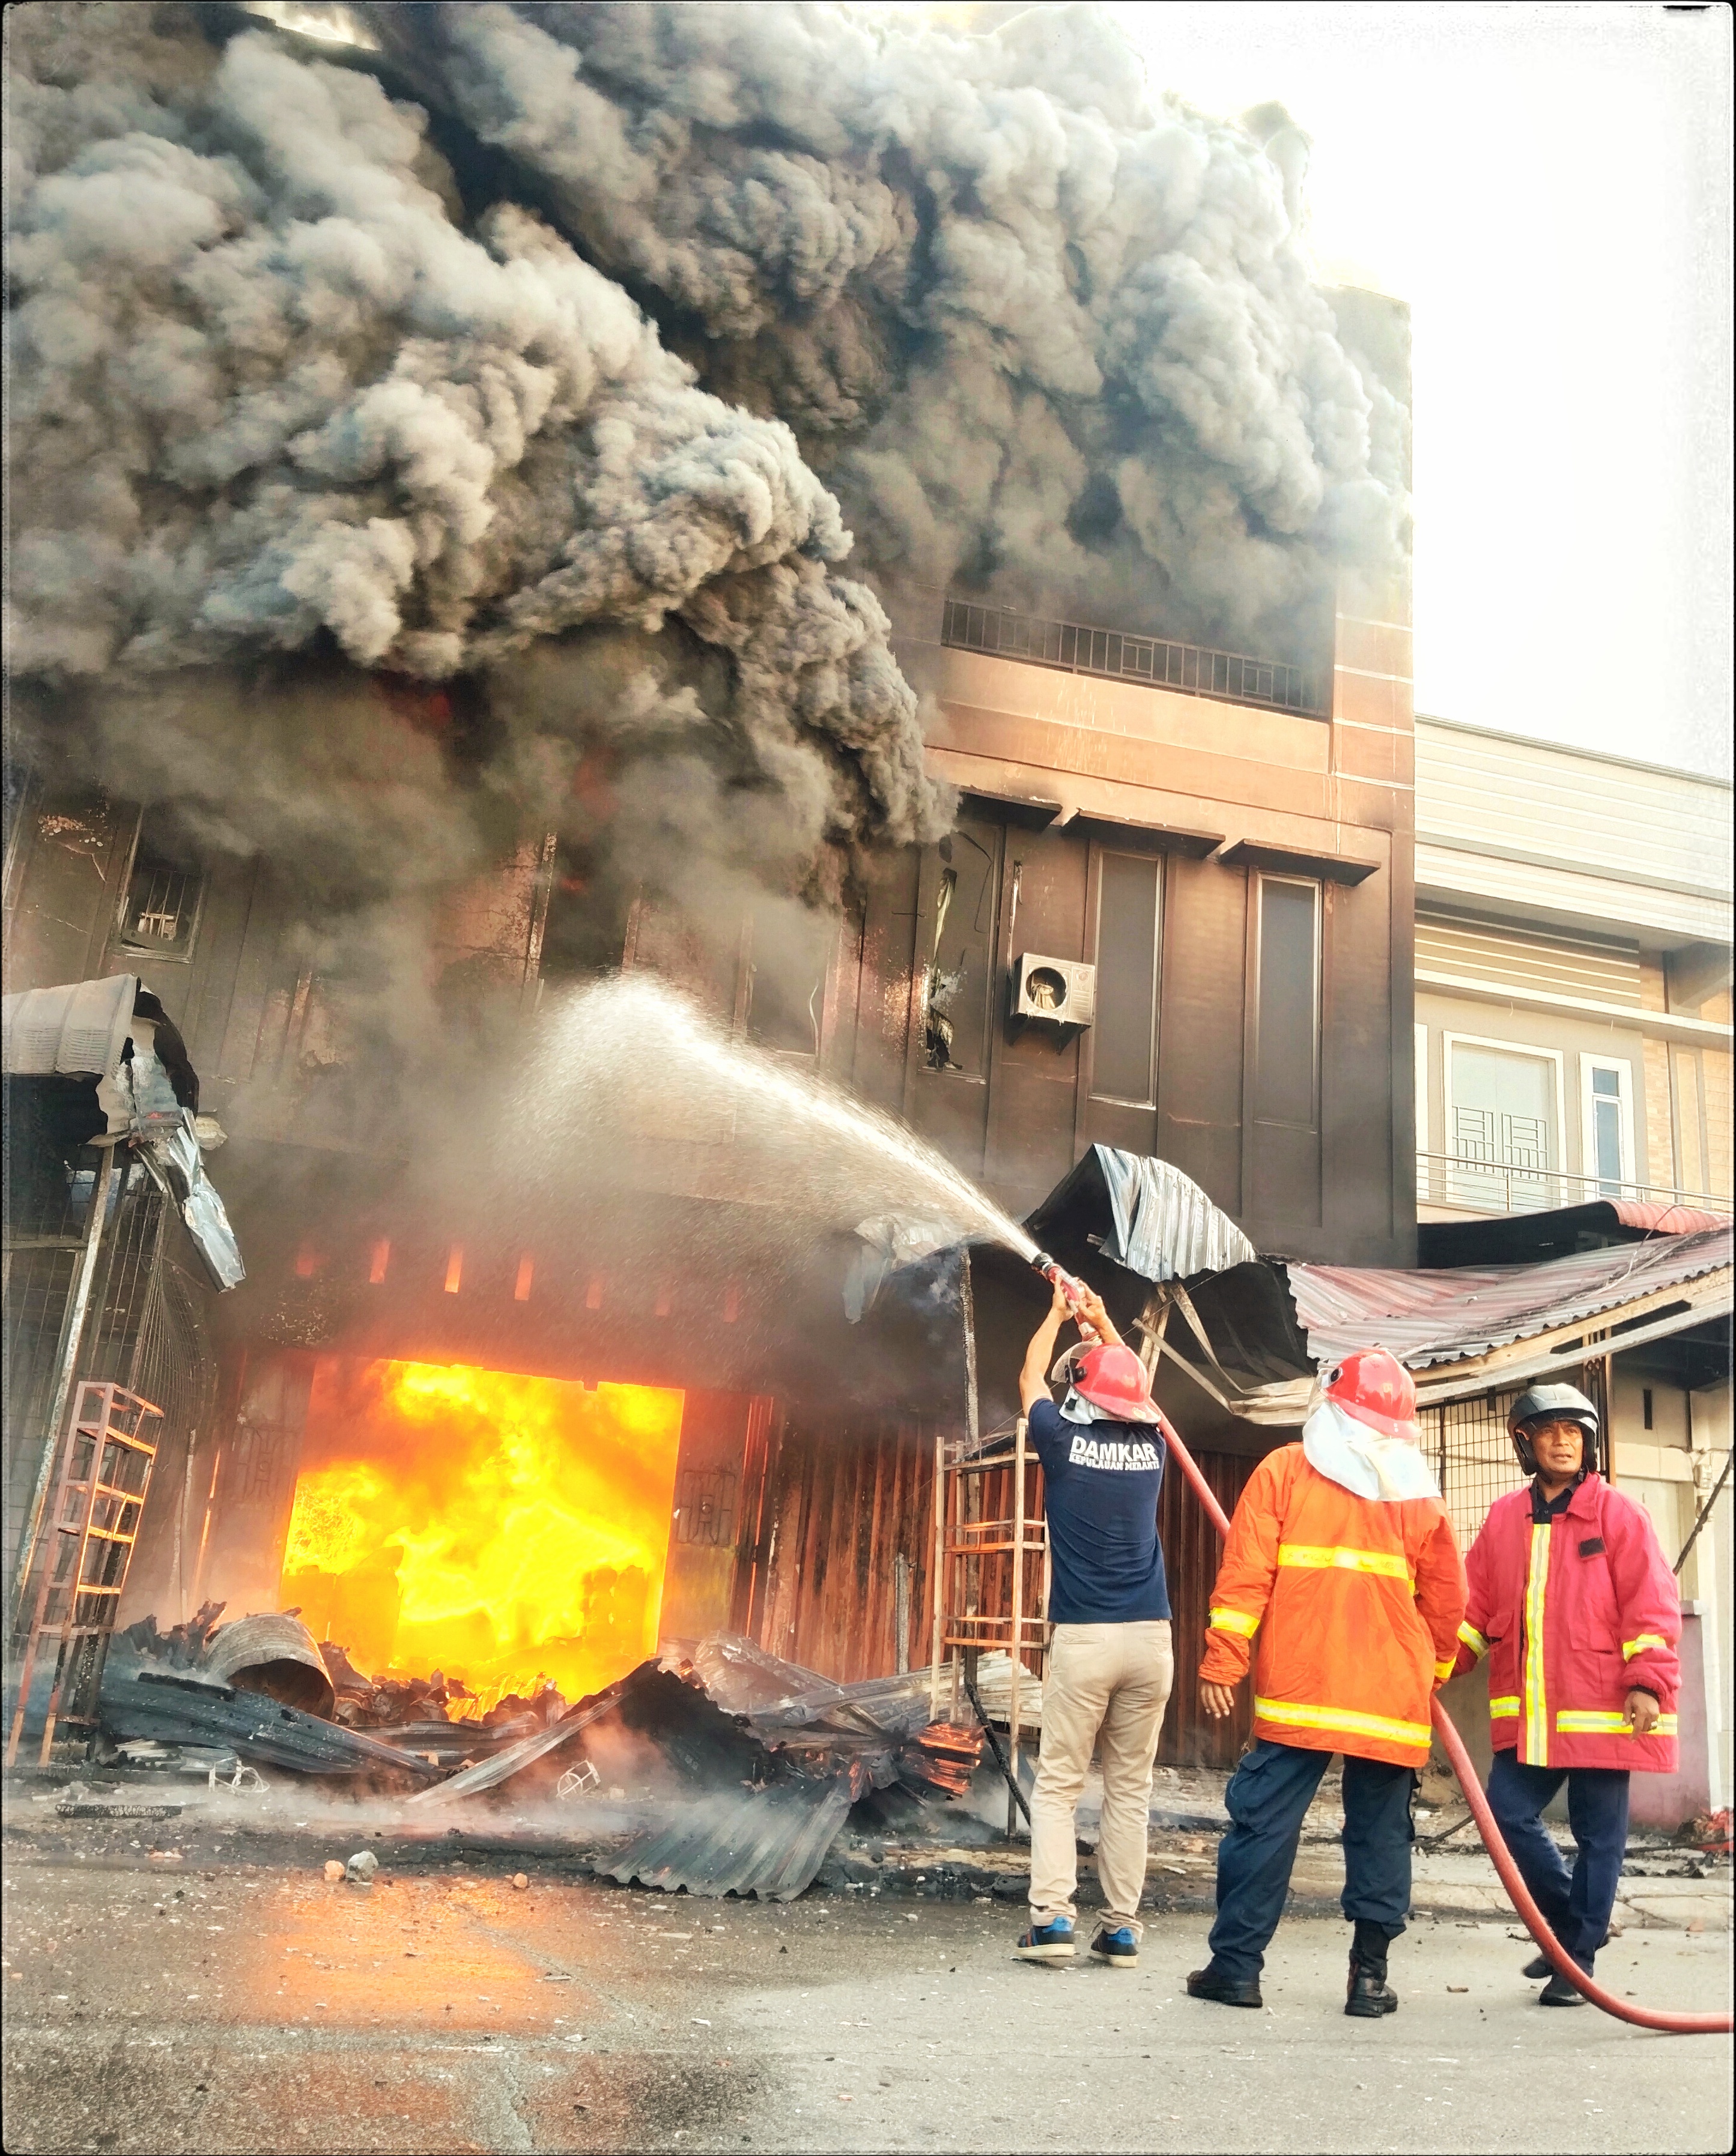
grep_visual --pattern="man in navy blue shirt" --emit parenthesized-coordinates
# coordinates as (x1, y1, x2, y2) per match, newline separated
(1015, 1281, 1174, 1970)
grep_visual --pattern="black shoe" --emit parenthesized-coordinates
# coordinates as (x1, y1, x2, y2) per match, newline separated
(1346, 1956, 1399, 2018)
(1522, 1952, 1550, 1980)
(1186, 1962, 1263, 2008)
(1539, 1966, 1589, 2006)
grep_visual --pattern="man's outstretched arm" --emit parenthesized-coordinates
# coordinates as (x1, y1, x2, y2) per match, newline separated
(1019, 1282, 1073, 1416)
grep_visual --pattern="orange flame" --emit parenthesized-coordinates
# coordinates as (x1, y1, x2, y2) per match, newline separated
(281, 1358, 683, 1710)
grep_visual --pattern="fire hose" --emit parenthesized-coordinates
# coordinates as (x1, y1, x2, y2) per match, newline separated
(1160, 1411, 1732, 2036)
(1031, 1249, 1728, 2030)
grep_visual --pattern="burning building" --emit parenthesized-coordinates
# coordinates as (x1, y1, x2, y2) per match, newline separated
(5, 2, 1418, 1768)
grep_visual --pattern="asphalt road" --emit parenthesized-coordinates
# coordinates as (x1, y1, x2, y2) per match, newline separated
(4, 1855, 1731, 2155)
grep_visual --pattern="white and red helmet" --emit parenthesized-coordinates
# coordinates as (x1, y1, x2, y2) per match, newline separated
(1316, 1346, 1419, 1443)
(1051, 1340, 1164, 1425)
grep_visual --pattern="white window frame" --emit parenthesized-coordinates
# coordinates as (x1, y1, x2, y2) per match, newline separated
(1579, 1051, 1636, 1196)
(1441, 1031, 1568, 1211)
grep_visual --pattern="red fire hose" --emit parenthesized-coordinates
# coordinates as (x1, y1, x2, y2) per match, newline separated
(1161, 1418, 1732, 2036)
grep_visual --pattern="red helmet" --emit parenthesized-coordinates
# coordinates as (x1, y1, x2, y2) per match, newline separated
(1320, 1346, 1416, 1441)
(1069, 1342, 1161, 1422)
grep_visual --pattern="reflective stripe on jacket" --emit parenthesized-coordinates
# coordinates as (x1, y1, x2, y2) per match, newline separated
(1451, 1472, 1681, 1773)
(1200, 1443, 1467, 1769)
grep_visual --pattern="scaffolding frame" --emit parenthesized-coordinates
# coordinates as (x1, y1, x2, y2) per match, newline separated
(6, 1381, 162, 1767)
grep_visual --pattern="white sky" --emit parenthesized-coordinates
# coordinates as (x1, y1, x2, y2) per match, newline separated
(1103, 1, 1732, 780)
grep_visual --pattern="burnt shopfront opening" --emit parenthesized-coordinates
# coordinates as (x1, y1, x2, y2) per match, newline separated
(281, 1359, 684, 1711)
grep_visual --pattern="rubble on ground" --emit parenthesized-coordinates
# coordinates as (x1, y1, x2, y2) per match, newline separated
(59, 1611, 990, 1901)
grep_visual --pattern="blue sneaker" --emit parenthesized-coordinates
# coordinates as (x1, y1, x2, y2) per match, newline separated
(1091, 1925, 1139, 1969)
(1015, 1916, 1076, 1961)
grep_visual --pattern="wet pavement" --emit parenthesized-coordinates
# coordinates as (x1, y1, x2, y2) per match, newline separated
(4, 1833, 1731, 2154)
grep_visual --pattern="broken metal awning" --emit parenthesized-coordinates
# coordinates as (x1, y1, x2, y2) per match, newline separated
(1156, 1225, 1731, 1422)
(2, 972, 245, 1292)
(1, 973, 139, 1080)
(1025, 1145, 1258, 1284)
(1288, 1226, 1732, 1405)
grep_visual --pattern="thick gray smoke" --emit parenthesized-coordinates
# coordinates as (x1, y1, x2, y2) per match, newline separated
(374, 1, 1409, 652)
(5, 1, 1408, 1097)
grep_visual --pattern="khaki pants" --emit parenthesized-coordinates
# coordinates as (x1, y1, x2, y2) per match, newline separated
(1029, 1620, 1173, 1937)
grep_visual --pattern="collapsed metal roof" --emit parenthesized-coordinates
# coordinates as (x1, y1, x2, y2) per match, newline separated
(1161, 1222, 1731, 1423)
(1288, 1227, 1733, 1372)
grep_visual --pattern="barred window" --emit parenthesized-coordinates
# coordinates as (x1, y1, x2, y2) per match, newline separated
(118, 835, 204, 960)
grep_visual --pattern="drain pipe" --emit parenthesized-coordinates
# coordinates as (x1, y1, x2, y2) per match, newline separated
(1160, 1415, 1731, 2037)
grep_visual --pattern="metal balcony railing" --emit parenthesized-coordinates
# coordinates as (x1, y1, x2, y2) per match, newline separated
(1416, 1149, 1734, 1221)
(940, 596, 1328, 718)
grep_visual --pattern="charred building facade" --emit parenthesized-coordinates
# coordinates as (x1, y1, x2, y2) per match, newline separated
(3, 507, 1415, 1765)
(4, 3, 1421, 1769)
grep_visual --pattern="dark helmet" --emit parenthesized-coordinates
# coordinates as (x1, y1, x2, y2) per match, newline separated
(1507, 1383, 1599, 1475)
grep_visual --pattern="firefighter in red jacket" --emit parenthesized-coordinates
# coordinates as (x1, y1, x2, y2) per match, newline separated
(1186, 1348, 1467, 2017)
(1451, 1382, 1681, 2005)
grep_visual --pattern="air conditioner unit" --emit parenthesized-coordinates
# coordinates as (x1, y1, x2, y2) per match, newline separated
(1013, 952, 1096, 1027)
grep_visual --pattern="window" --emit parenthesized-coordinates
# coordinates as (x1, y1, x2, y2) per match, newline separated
(117, 828, 204, 960)
(1253, 877, 1320, 1129)
(744, 901, 833, 1058)
(1444, 1035, 1564, 1211)
(923, 819, 1000, 1076)
(1091, 852, 1161, 1106)
(1580, 1055, 1634, 1198)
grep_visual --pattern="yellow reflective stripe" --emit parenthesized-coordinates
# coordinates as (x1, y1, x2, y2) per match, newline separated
(1523, 1522, 1551, 1766)
(1489, 1696, 1520, 1718)
(1555, 1710, 1679, 1737)
(1254, 1697, 1431, 1748)
(1434, 1657, 1456, 1684)
(1621, 1635, 1668, 1661)
(1457, 1622, 1489, 1658)
(1276, 1543, 1414, 1584)
(1209, 1607, 1260, 1638)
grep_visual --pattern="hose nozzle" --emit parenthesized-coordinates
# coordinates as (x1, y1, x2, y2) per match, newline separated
(1031, 1251, 1098, 1339)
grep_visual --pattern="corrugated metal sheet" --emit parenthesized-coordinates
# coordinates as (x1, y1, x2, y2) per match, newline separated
(1026, 1145, 1256, 1285)
(2, 972, 138, 1078)
(1288, 1226, 1732, 1370)
(604, 1772, 857, 1900)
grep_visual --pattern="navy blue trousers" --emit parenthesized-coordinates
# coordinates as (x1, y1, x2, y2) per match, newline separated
(1207, 1739, 1414, 1983)
(1487, 1751, 1630, 1968)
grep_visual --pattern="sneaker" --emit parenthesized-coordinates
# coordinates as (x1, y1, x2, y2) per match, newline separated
(1346, 1955, 1399, 2018)
(1015, 1917, 1076, 1962)
(1539, 1965, 1589, 2006)
(1186, 1961, 1263, 2008)
(1090, 1925, 1138, 1969)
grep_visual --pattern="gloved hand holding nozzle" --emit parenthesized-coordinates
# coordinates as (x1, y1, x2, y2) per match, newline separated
(1031, 1250, 1102, 1341)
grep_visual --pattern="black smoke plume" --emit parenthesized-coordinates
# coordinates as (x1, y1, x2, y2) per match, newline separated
(6, 2, 1407, 1110)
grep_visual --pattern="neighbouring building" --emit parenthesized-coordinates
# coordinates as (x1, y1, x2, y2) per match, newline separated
(1412, 716, 1733, 1818)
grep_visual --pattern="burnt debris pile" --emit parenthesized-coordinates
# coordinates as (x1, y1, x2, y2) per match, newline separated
(85, 1608, 985, 1899)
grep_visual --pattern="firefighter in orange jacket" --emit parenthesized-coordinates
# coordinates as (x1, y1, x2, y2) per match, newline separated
(1186, 1348, 1467, 2017)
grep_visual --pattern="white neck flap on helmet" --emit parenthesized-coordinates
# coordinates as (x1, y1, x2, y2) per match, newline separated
(1302, 1394, 1440, 1504)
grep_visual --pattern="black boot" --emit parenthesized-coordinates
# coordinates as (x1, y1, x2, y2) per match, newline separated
(1539, 1957, 1591, 2006)
(1346, 1920, 1398, 2018)
(1186, 1961, 1263, 2008)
